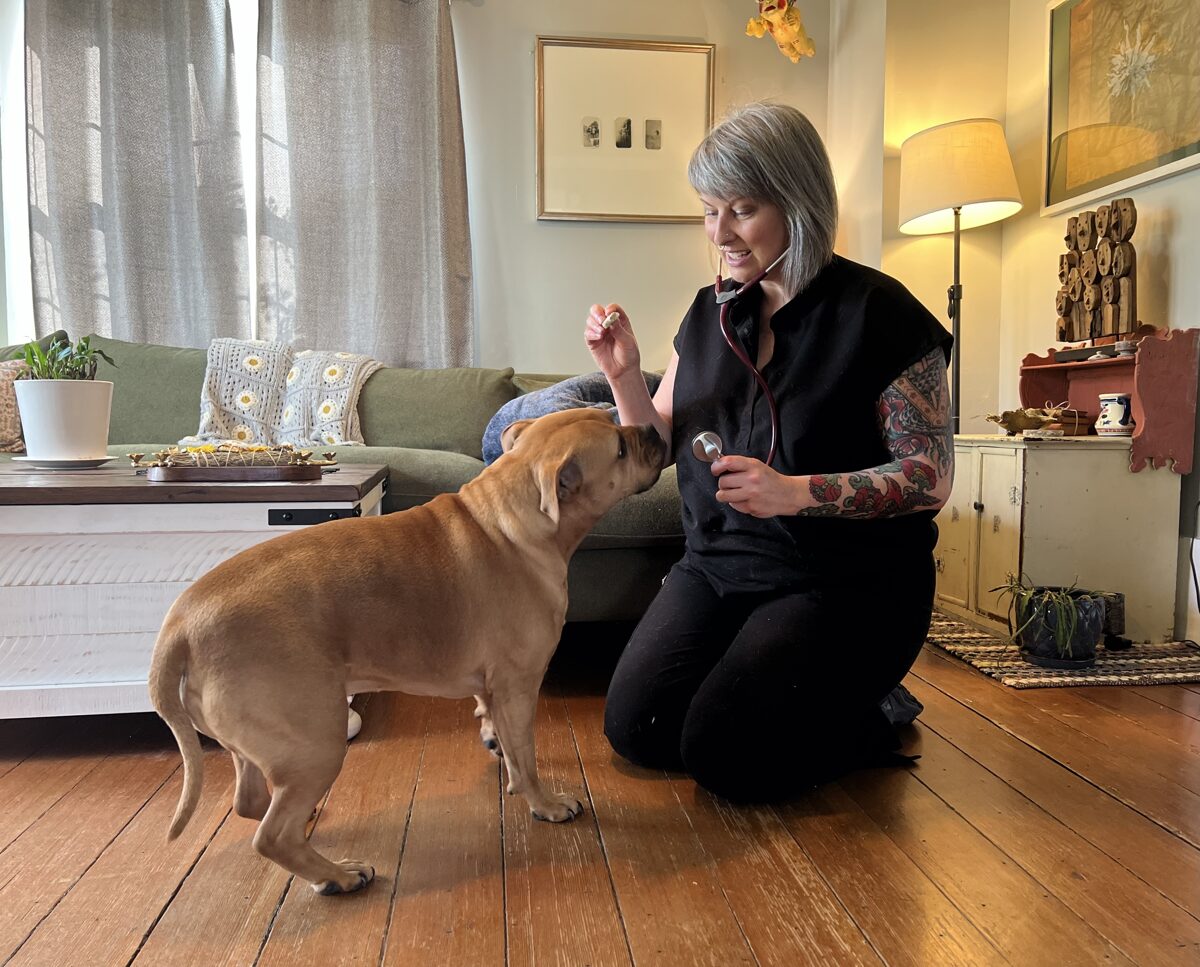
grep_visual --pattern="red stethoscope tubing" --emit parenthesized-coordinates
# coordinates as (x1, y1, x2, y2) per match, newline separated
(714, 253, 785, 467)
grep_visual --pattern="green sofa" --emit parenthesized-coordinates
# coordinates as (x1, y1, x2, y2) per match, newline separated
(0, 333, 683, 622)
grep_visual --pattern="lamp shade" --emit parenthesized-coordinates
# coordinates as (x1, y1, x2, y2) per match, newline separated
(898, 118, 1022, 235)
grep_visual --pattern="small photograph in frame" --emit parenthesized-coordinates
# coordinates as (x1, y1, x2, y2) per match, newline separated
(536, 36, 715, 222)
(1043, 0, 1200, 213)
(582, 117, 600, 148)
(615, 117, 632, 149)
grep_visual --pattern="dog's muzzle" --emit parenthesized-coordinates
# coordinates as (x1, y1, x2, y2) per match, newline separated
(637, 425, 669, 476)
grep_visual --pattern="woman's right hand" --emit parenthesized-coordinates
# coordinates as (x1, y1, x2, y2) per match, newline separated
(585, 303, 642, 381)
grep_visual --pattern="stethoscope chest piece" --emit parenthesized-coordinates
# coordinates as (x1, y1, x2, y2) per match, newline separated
(692, 431, 724, 463)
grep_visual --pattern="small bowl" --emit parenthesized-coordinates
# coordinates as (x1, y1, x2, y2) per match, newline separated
(1114, 339, 1137, 357)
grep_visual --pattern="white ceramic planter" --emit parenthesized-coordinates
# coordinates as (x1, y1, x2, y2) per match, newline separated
(13, 379, 113, 459)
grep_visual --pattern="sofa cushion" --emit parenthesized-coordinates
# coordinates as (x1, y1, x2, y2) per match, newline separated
(583, 466, 682, 549)
(85, 335, 208, 444)
(266, 444, 484, 514)
(513, 372, 571, 394)
(358, 366, 517, 460)
(0, 329, 70, 361)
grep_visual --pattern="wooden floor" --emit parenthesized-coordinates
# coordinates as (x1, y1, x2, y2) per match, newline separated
(2, 627, 1200, 967)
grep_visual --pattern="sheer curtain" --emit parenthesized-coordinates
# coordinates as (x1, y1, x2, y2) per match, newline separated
(25, 0, 249, 345)
(257, 0, 473, 367)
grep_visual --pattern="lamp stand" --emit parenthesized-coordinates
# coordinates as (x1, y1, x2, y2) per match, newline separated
(946, 205, 962, 435)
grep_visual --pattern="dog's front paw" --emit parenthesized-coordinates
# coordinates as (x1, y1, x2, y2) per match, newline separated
(531, 792, 585, 823)
(313, 861, 375, 896)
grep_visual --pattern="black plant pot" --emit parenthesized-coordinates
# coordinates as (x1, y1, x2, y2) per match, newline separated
(1017, 589, 1105, 670)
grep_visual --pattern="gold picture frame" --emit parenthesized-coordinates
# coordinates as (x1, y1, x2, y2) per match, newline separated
(535, 36, 715, 223)
(1042, 0, 1200, 214)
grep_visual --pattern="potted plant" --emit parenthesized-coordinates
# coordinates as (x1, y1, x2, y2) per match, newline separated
(14, 335, 116, 463)
(993, 573, 1106, 669)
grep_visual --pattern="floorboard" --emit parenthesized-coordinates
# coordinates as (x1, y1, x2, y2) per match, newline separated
(379, 697, 505, 967)
(1010, 683, 1200, 796)
(502, 692, 632, 967)
(566, 691, 757, 967)
(257, 692, 432, 967)
(0, 715, 59, 778)
(1067, 685, 1200, 755)
(911, 649, 1200, 848)
(670, 784, 882, 966)
(908, 678, 1200, 924)
(4, 748, 230, 967)
(1132, 686, 1200, 722)
(0, 733, 180, 965)
(778, 782, 1005, 966)
(2, 633, 1199, 966)
(0, 714, 155, 853)
(128, 793, 290, 967)
(838, 761, 1131, 965)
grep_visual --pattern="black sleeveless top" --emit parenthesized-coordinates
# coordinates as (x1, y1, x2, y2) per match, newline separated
(670, 255, 953, 594)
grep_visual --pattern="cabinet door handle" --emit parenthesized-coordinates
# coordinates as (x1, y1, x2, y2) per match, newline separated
(973, 501, 984, 512)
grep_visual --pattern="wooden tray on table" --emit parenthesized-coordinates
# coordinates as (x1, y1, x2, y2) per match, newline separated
(144, 464, 326, 482)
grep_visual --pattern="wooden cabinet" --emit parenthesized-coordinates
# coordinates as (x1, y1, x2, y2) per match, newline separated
(934, 435, 1181, 642)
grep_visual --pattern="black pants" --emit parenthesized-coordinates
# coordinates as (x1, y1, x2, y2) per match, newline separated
(603, 555, 935, 802)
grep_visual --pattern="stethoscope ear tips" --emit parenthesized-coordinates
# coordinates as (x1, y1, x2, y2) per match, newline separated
(692, 431, 724, 463)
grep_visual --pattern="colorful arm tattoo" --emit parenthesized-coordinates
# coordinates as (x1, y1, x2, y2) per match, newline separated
(796, 347, 953, 518)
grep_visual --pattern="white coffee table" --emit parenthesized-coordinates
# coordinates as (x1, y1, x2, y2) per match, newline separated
(0, 463, 387, 718)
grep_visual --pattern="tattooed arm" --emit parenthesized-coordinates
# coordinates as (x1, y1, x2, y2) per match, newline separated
(711, 347, 954, 518)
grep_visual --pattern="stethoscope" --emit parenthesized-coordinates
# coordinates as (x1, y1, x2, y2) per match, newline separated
(692, 248, 788, 468)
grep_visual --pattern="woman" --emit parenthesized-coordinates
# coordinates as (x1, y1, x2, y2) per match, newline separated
(584, 102, 953, 802)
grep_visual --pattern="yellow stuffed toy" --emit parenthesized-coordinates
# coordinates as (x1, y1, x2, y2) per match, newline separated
(746, 0, 815, 63)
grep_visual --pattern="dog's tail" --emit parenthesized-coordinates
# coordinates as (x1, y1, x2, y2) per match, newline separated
(147, 612, 204, 840)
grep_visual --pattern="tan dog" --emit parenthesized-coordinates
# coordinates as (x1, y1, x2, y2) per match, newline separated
(148, 408, 666, 895)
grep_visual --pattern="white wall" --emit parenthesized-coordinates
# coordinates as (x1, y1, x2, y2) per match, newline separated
(881, 0, 1012, 435)
(826, 0, 886, 269)
(450, 0, 831, 374)
(1000, 0, 1200, 640)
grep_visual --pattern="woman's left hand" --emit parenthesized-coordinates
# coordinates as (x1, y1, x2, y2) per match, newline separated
(710, 455, 799, 518)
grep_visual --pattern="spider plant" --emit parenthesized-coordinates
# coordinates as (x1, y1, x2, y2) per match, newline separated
(992, 573, 1093, 659)
(19, 335, 115, 381)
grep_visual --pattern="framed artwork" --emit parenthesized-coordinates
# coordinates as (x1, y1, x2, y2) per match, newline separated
(1042, 0, 1200, 214)
(535, 37, 715, 223)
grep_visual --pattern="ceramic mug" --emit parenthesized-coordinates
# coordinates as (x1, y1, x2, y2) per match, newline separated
(1095, 392, 1134, 436)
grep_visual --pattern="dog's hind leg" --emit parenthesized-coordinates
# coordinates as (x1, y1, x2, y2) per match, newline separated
(473, 693, 501, 758)
(252, 742, 374, 894)
(489, 686, 583, 823)
(232, 753, 271, 820)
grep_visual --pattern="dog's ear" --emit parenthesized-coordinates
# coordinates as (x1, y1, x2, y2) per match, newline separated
(535, 456, 582, 524)
(500, 419, 535, 453)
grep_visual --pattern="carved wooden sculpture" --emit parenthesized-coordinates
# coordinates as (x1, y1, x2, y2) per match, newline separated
(1055, 196, 1137, 342)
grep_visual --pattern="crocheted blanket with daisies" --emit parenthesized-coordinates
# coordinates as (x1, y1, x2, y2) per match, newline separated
(181, 338, 382, 448)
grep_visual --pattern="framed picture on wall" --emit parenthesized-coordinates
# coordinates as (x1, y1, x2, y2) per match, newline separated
(1042, 0, 1200, 214)
(535, 37, 715, 222)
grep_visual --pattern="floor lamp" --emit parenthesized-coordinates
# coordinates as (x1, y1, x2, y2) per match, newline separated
(898, 118, 1022, 434)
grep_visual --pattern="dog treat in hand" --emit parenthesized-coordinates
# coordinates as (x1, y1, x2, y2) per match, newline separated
(602, 311, 620, 330)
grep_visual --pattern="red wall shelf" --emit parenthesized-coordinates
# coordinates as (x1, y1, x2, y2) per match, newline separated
(1019, 327, 1199, 473)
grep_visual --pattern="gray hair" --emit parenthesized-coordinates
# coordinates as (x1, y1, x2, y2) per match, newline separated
(688, 102, 838, 298)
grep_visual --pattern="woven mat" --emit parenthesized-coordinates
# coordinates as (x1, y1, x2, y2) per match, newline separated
(926, 612, 1200, 688)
